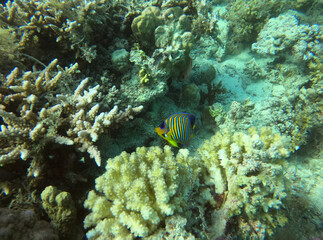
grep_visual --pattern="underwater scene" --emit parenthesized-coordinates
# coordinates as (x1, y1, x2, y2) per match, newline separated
(0, 0, 322, 239)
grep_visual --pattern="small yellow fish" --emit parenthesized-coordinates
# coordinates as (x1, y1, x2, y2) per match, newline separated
(155, 113, 196, 148)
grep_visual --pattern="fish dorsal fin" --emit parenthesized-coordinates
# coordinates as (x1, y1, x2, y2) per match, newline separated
(188, 114, 195, 128)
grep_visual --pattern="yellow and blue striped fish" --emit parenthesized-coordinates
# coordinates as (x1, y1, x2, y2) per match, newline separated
(155, 113, 196, 148)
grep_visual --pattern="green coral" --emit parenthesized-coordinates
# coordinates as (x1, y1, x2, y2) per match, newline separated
(130, 5, 194, 80)
(83, 146, 200, 239)
(41, 186, 77, 238)
(131, 6, 162, 48)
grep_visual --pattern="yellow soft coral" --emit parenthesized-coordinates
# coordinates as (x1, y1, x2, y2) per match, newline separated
(198, 127, 290, 239)
(83, 146, 200, 239)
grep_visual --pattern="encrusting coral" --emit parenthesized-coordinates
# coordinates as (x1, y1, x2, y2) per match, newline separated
(197, 127, 290, 239)
(224, 0, 289, 54)
(224, 0, 318, 54)
(83, 145, 201, 239)
(252, 12, 322, 63)
(130, 5, 194, 81)
(0, 59, 143, 173)
(0, 207, 59, 240)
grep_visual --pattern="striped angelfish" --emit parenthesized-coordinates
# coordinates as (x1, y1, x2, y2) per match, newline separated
(155, 113, 196, 148)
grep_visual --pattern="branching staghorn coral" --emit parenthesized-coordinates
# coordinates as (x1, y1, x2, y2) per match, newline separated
(197, 127, 290, 239)
(83, 145, 201, 239)
(0, 58, 72, 166)
(0, 59, 143, 174)
(0, 0, 124, 63)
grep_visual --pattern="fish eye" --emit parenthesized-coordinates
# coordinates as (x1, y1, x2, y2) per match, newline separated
(159, 121, 165, 129)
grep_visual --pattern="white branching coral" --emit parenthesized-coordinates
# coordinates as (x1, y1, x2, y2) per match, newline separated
(0, 58, 72, 166)
(0, 59, 143, 171)
(56, 77, 143, 167)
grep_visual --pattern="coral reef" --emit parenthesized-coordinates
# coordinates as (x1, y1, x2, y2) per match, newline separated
(252, 13, 303, 55)
(224, 0, 289, 54)
(0, 0, 321, 239)
(179, 83, 201, 108)
(127, 44, 168, 100)
(146, 215, 196, 240)
(0, 0, 123, 63)
(209, 102, 225, 125)
(111, 49, 130, 72)
(0, 28, 18, 73)
(0, 208, 59, 240)
(198, 127, 290, 239)
(211, 59, 322, 152)
(244, 58, 267, 80)
(131, 6, 163, 49)
(269, 62, 322, 149)
(130, 5, 194, 80)
(190, 60, 216, 85)
(252, 12, 322, 64)
(83, 145, 200, 239)
(279, 149, 323, 239)
(224, 0, 318, 54)
(0, 59, 143, 173)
